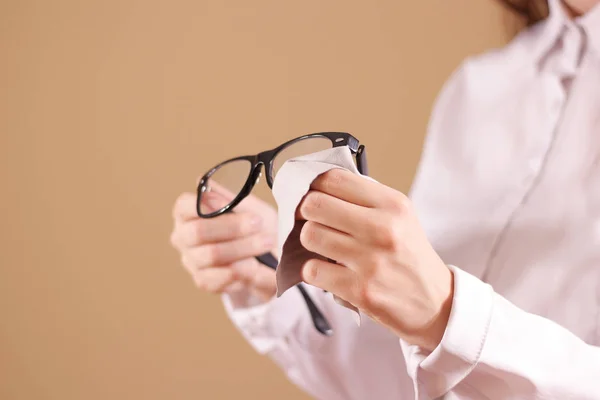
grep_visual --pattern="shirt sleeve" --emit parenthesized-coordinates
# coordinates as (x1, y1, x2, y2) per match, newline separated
(221, 286, 305, 355)
(221, 284, 412, 400)
(219, 53, 483, 400)
(400, 265, 600, 399)
(401, 47, 600, 398)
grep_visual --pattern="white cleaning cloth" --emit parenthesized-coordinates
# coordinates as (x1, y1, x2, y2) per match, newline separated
(272, 146, 373, 325)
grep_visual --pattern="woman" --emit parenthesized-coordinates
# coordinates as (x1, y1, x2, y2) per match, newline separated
(170, 0, 600, 398)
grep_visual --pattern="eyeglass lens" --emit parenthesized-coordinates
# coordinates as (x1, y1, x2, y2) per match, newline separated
(199, 158, 252, 215)
(201, 136, 337, 215)
(271, 136, 332, 177)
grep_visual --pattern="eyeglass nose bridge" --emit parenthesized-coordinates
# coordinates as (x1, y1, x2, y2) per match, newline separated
(246, 159, 268, 193)
(255, 150, 277, 188)
(250, 163, 263, 186)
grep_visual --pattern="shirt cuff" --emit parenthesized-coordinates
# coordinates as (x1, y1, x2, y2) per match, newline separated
(402, 265, 495, 399)
(222, 287, 305, 354)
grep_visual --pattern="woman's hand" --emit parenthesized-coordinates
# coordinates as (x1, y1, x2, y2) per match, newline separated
(170, 182, 279, 304)
(297, 169, 454, 351)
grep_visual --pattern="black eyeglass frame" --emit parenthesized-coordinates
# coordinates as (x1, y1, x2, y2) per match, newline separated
(195, 132, 368, 337)
(196, 132, 368, 218)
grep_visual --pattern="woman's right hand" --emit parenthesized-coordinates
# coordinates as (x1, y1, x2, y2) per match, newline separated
(170, 182, 279, 304)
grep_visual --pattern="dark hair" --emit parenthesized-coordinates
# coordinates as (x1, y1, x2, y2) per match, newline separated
(499, 0, 550, 26)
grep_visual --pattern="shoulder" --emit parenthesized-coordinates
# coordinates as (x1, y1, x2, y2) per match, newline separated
(426, 20, 550, 138)
(463, 20, 549, 79)
(441, 21, 548, 102)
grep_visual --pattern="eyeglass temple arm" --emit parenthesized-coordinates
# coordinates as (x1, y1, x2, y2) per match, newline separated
(255, 253, 333, 336)
(356, 144, 368, 176)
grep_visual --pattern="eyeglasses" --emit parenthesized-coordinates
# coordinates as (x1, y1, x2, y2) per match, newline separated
(196, 132, 369, 336)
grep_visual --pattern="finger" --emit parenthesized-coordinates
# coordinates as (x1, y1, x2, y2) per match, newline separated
(299, 221, 359, 265)
(201, 177, 271, 214)
(296, 190, 372, 237)
(185, 233, 274, 269)
(173, 192, 200, 222)
(249, 266, 277, 297)
(223, 281, 245, 294)
(191, 268, 237, 293)
(174, 183, 239, 222)
(199, 190, 235, 214)
(202, 180, 270, 215)
(301, 258, 359, 304)
(175, 212, 262, 247)
(311, 169, 399, 209)
(233, 260, 277, 300)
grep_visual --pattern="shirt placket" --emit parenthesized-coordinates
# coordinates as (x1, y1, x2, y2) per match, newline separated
(480, 25, 585, 286)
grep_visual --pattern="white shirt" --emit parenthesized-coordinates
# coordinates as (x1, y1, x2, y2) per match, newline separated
(222, 1, 600, 398)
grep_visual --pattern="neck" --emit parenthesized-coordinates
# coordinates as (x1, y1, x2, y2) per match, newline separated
(561, 0, 600, 17)
(562, 2, 581, 18)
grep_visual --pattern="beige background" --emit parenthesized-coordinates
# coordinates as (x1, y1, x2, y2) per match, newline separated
(1, 1, 511, 399)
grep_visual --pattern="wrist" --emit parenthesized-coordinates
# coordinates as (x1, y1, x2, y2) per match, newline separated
(416, 265, 455, 351)
(226, 285, 274, 310)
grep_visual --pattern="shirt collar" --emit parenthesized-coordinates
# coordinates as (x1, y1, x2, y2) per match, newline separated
(577, 1, 600, 56)
(533, 0, 600, 65)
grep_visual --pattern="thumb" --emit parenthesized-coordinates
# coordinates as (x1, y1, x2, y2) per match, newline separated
(204, 178, 272, 214)
(199, 175, 274, 218)
(198, 180, 238, 213)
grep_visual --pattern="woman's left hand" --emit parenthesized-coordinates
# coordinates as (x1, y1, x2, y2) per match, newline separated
(297, 169, 454, 351)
